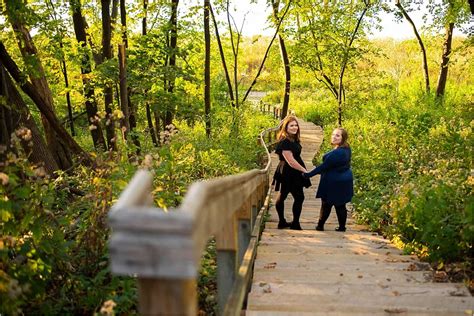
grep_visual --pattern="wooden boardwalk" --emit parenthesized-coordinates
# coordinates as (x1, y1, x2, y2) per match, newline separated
(246, 120, 474, 315)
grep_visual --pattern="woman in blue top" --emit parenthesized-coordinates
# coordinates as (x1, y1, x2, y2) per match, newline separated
(303, 128, 353, 232)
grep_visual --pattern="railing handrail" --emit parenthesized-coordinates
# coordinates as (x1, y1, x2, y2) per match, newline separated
(108, 123, 280, 315)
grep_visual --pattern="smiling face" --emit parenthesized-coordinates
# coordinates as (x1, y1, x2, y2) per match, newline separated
(286, 120, 299, 136)
(277, 115, 301, 141)
(331, 129, 343, 146)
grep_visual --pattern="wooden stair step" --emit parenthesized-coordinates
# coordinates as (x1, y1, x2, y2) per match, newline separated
(246, 293, 474, 314)
(249, 281, 471, 297)
(252, 269, 432, 284)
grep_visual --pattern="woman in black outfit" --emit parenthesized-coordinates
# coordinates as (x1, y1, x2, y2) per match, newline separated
(273, 116, 311, 230)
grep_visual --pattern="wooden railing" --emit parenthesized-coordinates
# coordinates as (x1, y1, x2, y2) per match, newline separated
(108, 125, 280, 315)
(258, 100, 294, 119)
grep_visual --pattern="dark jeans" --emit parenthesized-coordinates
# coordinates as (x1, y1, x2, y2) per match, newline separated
(318, 200, 347, 229)
(275, 185, 305, 225)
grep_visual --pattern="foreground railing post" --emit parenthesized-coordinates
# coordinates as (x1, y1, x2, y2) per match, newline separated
(138, 278, 197, 315)
(216, 213, 238, 313)
(109, 171, 198, 316)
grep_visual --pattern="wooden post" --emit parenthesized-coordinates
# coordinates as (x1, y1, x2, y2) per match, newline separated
(216, 213, 238, 313)
(251, 192, 258, 229)
(138, 278, 197, 315)
(236, 198, 251, 265)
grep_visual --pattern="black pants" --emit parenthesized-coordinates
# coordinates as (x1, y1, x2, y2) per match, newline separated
(275, 185, 305, 224)
(318, 200, 347, 229)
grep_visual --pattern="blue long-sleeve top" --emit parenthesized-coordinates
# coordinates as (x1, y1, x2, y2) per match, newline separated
(304, 147, 353, 205)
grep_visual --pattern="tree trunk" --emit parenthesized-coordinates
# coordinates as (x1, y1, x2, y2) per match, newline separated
(271, 0, 291, 119)
(204, 0, 211, 137)
(210, 4, 235, 107)
(165, 0, 179, 127)
(47, 0, 76, 136)
(0, 42, 93, 166)
(70, 0, 107, 150)
(6, 0, 73, 170)
(337, 2, 368, 126)
(118, 44, 130, 141)
(101, 0, 117, 150)
(435, 22, 454, 97)
(0, 64, 59, 174)
(395, 0, 430, 93)
(142, 0, 158, 147)
(60, 47, 75, 136)
(241, 1, 292, 103)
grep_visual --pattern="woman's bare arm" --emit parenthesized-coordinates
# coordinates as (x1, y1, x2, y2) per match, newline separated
(282, 150, 307, 173)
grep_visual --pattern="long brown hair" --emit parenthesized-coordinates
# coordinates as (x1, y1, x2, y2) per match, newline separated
(277, 116, 300, 142)
(334, 127, 350, 148)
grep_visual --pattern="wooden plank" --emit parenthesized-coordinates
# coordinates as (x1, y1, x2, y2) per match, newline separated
(216, 213, 237, 251)
(249, 281, 472, 297)
(246, 310, 469, 316)
(252, 269, 432, 284)
(237, 197, 251, 219)
(247, 293, 474, 314)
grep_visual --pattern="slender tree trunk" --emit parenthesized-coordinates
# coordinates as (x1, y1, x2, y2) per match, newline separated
(271, 0, 291, 119)
(0, 64, 59, 174)
(142, 0, 158, 146)
(395, 0, 430, 93)
(165, 0, 179, 127)
(70, 0, 107, 150)
(436, 22, 454, 97)
(210, 4, 235, 107)
(119, 0, 139, 151)
(204, 0, 211, 137)
(241, 1, 291, 103)
(101, 0, 117, 150)
(60, 48, 75, 136)
(118, 0, 130, 142)
(337, 2, 368, 126)
(226, 0, 240, 107)
(118, 44, 130, 141)
(0, 42, 93, 166)
(6, 0, 73, 169)
(46, 0, 76, 136)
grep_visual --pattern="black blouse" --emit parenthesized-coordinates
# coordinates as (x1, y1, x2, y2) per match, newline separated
(273, 138, 310, 191)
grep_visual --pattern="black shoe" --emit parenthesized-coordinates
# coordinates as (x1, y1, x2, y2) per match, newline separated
(277, 221, 290, 229)
(315, 225, 324, 231)
(289, 222, 302, 230)
(335, 227, 346, 232)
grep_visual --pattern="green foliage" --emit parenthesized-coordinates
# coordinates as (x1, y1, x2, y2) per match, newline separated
(0, 102, 272, 314)
(289, 35, 473, 265)
(198, 239, 217, 315)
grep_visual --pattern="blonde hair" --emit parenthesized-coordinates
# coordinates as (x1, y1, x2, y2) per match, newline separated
(277, 116, 300, 142)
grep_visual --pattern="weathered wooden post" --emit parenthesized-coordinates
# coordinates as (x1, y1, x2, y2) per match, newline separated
(236, 198, 252, 266)
(216, 214, 238, 313)
(108, 170, 198, 316)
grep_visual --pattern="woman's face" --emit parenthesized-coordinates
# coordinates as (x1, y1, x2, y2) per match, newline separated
(286, 120, 299, 135)
(331, 129, 342, 146)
